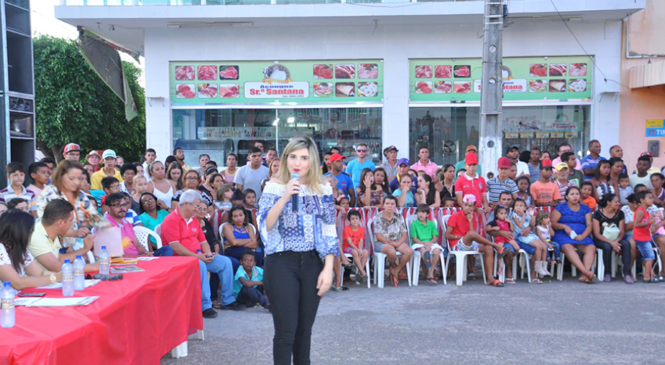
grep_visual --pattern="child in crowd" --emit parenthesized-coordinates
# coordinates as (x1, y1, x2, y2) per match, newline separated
(632, 191, 657, 283)
(508, 163, 518, 182)
(618, 173, 634, 205)
(530, 159, 561, 207)
(100, 176, 121, 215)
(442, 197, 456, 208)
(0, 162, 37, 218)
(485, 206, 519, 283)
(342, 210, 369, 284)
(511, 199, 550, 281)
(335, 195, 350, 211)
(580, 182, 597, 210)
(410, 204, 442, 285)
(393, 174, 415, 208)
(535, 210, 561, 266)
(234, 251, 269, 310)
(486, 172, 494, 180)
(515, 176, 532, 207)
(243, 189, 257, 210)
(27, 162, 49, 198)
(456, 169, 466, 180)
(215, 183, 234, 211)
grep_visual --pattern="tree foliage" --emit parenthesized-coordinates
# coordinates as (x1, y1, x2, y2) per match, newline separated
(34, 35, 145, 162)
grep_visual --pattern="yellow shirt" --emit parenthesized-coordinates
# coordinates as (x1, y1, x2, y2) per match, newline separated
(27, 222, 62, 272)
(182, 163, 193, 171)
(90, 168, 124, 191)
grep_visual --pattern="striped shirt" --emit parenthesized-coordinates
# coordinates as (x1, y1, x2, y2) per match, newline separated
(580, 155, 607, 181)
(0, 186, 37, 211)
(487, 177, 518, 203)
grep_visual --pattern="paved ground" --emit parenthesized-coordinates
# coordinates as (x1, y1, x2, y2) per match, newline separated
(161, 274, 665, 364)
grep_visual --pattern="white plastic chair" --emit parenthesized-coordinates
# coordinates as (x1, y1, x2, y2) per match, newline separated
(369, 217, 412, 288)
(405, 214, 445, 286)
(155, 224, 161, 236)
(134, 226, 163, 251)
(561, 248, 598, 279)
(441, 215, 486, 286)
(340, 253, 371, 289)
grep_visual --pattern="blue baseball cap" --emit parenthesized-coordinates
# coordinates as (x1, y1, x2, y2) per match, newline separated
(398, 158, 410, 166)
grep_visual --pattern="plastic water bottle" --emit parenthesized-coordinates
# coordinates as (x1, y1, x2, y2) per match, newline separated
(73, 255, 85, 291)
(1, 282, 15, 328)
(62, 259, 74, 297)
(99, 246, 110, 275)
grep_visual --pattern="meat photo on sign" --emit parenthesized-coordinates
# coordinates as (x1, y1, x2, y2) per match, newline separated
(357, 82, 378, 97)
(453, 65, 471, 78)
(548, 79, 566, 92)
(313, 82, 333, 98)
(415, 81, 433, 94)
(529, 64, 547, 77)
(548, 64, 567, 77)
(313, 64, 333, 79)
(357, 64, 378, 79)
(568, 79, 587, 93)
(435, 65, 452, 79)
(219, 66, 239, 80)
(219, 84, 240, 98)
(529, 80, 546, 93)
(569, 63, 587, 77)
(335, 82, 355, 97)
(197, 84, 219, 99)
(453, 81, 471, 93)
(176, 84, 196, 99)
(415, 66, 432, 79)
(175, 66, 195, 81)
(198, 65, 218, 80)
(335, 64, 355, 79)
(434, 81, 452, 94)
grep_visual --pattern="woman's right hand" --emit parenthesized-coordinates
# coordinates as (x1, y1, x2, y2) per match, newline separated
(282, 178, 300, 200)
(55, 272, 63, 282)
(563, 226, 572, 235)
(157, 200, 169, 210)
(77, 228, 91, 238)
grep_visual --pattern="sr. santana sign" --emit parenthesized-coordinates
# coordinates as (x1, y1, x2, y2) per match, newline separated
(170, 60, 383, 104)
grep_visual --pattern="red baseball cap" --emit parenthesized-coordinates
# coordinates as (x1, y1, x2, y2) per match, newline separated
(329, 153, 346, 162)
(540, 158, 553, 169)
(641, 151, 653, 157)
(465, 152, 478, 165)
(497, 157, 511, 169)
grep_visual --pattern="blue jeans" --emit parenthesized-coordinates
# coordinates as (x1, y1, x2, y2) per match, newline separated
(635, 240, 656, 261)
(547, 241, 561, 260)
(153, 246, 174, 256)
(200, 255, 235, 311)
(237, 285, 269, 308)
(210, 254, 239, 302)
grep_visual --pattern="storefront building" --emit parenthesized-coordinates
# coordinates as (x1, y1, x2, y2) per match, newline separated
(55, 1, 645, 172)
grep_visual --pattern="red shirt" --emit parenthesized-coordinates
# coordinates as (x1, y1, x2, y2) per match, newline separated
(634, 206, 651, 241)
(160, 208, 206, 256)
(454, 173, 487, 208)
(447, 211, 482, 249)
(342, 225, 365, 251)
(489, 219, 511, 244)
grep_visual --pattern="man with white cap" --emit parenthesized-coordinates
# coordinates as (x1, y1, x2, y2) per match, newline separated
(90, 149, 123, 190)
(62, 143, 81, 161)
(381, 145, 400, 182)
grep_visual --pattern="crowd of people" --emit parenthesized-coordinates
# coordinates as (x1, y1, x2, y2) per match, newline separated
(1, 138, 664, 320)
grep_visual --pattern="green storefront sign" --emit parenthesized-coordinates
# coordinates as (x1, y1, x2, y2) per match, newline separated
(409, 56, 593, 102)
(170, 60, 383, 104)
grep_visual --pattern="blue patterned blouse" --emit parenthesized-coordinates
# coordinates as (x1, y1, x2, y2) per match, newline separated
(258, 181, 340, 260)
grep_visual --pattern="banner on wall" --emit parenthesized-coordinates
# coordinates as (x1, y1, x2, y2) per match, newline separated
(409, 56, 593, 102)
(170, 60, 383, 104)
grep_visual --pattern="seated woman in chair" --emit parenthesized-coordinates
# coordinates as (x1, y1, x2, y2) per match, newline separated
(222, 206, 259, 267)
(551, 186, 599, 284)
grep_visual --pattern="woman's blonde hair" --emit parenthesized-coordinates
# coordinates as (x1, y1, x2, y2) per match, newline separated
(276, 137, 324, 195)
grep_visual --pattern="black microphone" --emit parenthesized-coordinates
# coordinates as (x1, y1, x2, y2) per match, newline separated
(291, 171, 300, 212)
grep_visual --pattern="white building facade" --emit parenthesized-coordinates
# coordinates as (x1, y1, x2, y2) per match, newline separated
(55, 0, 645, 170)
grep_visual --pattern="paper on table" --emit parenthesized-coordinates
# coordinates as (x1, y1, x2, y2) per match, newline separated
(26, 296, 99, 307)
(36, 279, 102, 290)
(132, 257, 159, 261)
(15, 298, 41, 306)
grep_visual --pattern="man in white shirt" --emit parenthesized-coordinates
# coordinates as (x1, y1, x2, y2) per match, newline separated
(142, 148, 157, 180)
(629, 156, 654, 190)
(507, 145, 530, 179)
(235, 147, 270, 201)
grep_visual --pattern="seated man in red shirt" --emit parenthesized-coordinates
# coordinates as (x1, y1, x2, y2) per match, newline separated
(445, 194, 508, 287)
(161, 190, 245, 318)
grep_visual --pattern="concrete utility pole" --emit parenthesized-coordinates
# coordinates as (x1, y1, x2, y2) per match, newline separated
(479, 0, 505, 175)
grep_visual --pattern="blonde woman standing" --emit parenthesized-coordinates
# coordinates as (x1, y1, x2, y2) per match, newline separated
(258, 137, 337, 365)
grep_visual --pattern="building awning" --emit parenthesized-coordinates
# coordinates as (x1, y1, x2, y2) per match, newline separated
(629, 60, 665, 89)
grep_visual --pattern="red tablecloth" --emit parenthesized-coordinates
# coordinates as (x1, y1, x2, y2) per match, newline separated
(0, 257, 203, 365)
